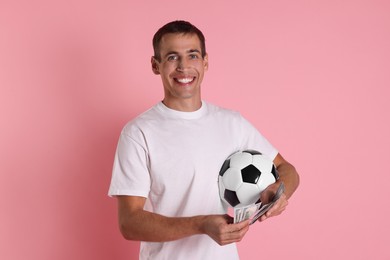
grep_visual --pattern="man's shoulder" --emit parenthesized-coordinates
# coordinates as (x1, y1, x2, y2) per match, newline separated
(121, 104, 161, 134)
(205, 101, 242, 118)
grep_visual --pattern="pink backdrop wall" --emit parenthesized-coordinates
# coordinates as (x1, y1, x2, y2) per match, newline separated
(1, 0, 389, 259)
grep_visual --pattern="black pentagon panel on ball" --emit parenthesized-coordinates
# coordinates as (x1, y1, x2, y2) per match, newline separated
(219, 159, 231, 176)
(271, 164, 279, 180)
(243, 149, 262, 155)
(241, 164, 261, 184)
(224, 189, 240, 207)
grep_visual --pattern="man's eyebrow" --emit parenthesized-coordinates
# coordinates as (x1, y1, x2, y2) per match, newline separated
(163, 49, 201, 58)
(164, 51, 179, 58)
(165, 49, 200, 55)
(187, 49, 201, 54)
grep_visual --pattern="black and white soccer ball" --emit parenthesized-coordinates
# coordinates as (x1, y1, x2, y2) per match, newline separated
(218, 150, 279, 208)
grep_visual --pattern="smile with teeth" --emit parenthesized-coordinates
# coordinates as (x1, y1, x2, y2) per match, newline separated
(175, 77, 195, 84)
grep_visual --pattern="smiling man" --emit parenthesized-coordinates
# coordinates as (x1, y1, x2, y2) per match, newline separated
(151, 29, 208, 111)
(108, 20, 299, 260)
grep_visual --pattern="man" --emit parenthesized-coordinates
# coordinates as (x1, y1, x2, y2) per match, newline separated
(108, 20, 299, 260)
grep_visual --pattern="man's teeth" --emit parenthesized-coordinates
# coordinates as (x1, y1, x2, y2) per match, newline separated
(176, 78, 194, 83)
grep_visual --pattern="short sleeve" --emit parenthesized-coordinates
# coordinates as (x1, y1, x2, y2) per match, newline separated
(108, 132, 150, 197)
(239, 115, 279, 161)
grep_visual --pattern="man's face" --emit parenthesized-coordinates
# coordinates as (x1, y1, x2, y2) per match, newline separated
(152, 33, 208, 108)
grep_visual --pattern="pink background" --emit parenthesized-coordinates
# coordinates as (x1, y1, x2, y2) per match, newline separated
(1, 0, 389, 259)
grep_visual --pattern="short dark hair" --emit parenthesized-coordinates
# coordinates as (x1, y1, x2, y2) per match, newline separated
(152, 20, 206, 61)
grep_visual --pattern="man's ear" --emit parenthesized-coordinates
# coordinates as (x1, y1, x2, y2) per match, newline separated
(203, 53, 209, 71)
(151, 56, 160, 75)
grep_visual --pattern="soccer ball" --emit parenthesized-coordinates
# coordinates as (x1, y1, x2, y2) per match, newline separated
(218, 150, 279, 208)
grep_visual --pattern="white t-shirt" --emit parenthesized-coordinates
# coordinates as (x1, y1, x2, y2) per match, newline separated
(108, 101, 278, 260)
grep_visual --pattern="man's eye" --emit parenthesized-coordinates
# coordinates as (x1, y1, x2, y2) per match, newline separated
(189, 54, 199, 59)
(167, 56, 178, 61)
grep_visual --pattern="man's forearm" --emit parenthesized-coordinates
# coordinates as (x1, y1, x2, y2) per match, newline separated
(277, 161, 300, 199)
(119, 210, 206, 242)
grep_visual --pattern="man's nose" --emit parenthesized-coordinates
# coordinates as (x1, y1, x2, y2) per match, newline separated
(177, 58, 189, 71)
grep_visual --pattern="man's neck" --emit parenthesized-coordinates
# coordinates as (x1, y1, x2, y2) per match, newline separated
(162, 98, 202, 112)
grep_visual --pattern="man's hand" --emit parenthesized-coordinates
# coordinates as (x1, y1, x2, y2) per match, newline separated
(200, 214, 250, 245)
(258, 182, 288, 222)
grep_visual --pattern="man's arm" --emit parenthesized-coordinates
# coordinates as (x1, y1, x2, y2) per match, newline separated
(259, 153, 300, 221)
(117, 195, 250, 245)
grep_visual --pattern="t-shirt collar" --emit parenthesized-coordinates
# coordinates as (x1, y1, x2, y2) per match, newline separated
(156, 101, 208, 120)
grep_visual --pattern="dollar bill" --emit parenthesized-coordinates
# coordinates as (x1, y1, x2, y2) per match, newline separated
(233, 182, 285, 224)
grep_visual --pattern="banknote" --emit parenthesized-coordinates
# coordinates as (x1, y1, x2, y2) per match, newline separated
(233, 182, 285, 224)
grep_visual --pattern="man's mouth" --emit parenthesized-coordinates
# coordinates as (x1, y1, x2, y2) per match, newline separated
(174, 77, 195, 84)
